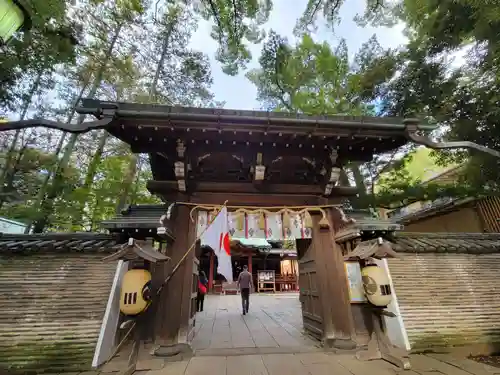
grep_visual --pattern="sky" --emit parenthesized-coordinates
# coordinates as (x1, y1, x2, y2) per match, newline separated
(188, 1, 407, 111)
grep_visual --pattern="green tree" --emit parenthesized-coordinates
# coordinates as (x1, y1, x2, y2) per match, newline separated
(248, 30, 482, 210)
(68, 54, 140, 229)
(194, 0, 272, 75)
(115, 2, 220, 214)
(0, 145, 80, 228)
(354, 0, 500, 198)
(247, 32, 374, 115)
(27, 0, 147, 233)
(294, 0, 397, 33)
(248, 32, 399, 206)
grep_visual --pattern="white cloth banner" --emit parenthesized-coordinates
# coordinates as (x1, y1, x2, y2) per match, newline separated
(197, 210, 312, 241)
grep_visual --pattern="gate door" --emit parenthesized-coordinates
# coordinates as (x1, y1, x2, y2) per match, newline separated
(296, 239, 323, 339)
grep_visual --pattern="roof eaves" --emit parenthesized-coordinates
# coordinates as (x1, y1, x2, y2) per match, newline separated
(396, 197, 475, 224)
(77, 99, 437, 132)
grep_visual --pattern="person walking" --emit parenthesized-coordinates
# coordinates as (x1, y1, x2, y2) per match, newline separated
(197, 270, 208, 312)
(237, 265, 253, 315)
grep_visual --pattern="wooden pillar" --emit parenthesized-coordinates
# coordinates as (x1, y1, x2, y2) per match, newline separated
(208, 251, 214, 292)
(178, 209, 198, 344)
(248, 252, 253, 273)
(155, 204, 195, 345)
(310, 210, 356, 349)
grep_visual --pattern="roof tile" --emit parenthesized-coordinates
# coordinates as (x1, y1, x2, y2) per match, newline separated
(392, 232, 500, 254)
(0, 233, 123, 254)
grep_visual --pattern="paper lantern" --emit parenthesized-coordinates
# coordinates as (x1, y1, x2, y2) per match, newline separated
(361, 264, 392, 307)
(0, 0, 30, 44)
(120, 269, 152, 316)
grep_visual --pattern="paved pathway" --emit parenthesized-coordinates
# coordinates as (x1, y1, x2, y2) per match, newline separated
(139, 352, 500, 375)
(101, 293, 500, 375)
(192, 293, 318, 354)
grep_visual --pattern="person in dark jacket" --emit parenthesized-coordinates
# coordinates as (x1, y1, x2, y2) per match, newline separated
(197, 270, 208, 312)
(237, 265, 253, 315)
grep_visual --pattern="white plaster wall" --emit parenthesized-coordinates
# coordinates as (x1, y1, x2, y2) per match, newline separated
(374, 258, 411, 351)
(92, 260, 128, 368)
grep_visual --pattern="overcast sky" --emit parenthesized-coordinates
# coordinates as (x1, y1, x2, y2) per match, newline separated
(188, 1, 407, 110)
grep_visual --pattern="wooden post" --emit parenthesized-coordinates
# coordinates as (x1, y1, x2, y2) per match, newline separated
(248, 252, 252, 273)
(208, 251, 214, 292)
(248, 253, 253, 292)
(310, 210, 356, 349)
(154, 204, 193, 345)
(178, 209, 198, 344)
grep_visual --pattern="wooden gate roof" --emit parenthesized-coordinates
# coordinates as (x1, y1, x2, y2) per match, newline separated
(100, 204, 175, 240)
(73, 99, 435, 157)
(0, 99, 436, 200)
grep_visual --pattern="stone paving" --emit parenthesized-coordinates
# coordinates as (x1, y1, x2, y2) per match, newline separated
(101, 293, 500, 375)
(192, 292, 318, 354)
(140, 352, 500, 375)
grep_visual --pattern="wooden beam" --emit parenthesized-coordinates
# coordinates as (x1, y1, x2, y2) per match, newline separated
(143, 140, 333, 158)
(148, 180, 357, 196)
(132, 137, 374, 162)
(157, 191, 347, 207)
(248, 253, 253, 274)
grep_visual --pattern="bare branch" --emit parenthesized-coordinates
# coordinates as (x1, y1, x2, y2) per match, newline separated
(369, 148, 400, 196)
(205, 0, 224, 43)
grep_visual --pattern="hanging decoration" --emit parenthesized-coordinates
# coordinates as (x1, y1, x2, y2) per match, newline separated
(258, 213, 266, 230)
(184, 203, 340, 241)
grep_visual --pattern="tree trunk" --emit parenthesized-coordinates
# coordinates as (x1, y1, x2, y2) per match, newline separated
(116, 21, 175, 212)
(31, 23, 124, 233)
(130, 155, 144, 203)
(0, 72, 42, 197)
(350, 163, 368, 209)
(115, 154, 138, 214)
(71, 131, 109, 228)
(24, 81, 91, 234)
(351, 163, 367, 196)
(0, 140, 30, 209)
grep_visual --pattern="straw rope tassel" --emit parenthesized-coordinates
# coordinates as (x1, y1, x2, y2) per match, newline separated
(235, 213, 244, 231)
(304, 211, 313, 228)
(318, 210, 331, 229)
(282, 210, 291, 230)
(258, 212, 266, 230)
